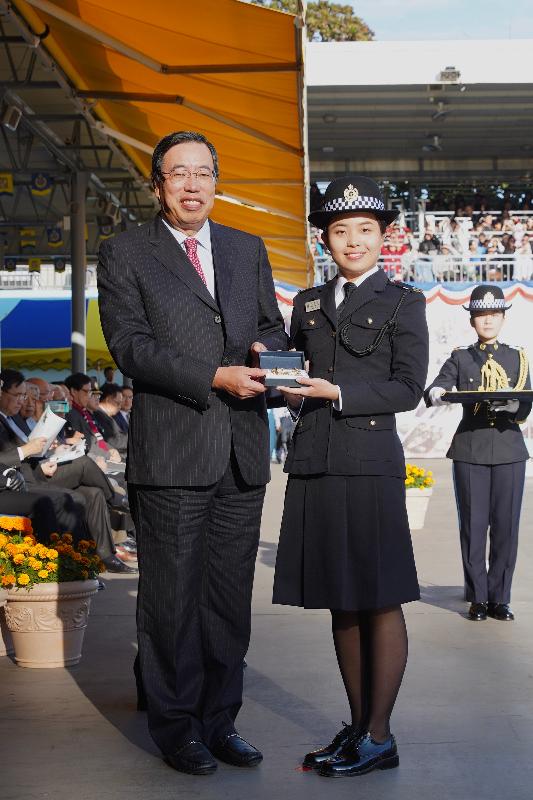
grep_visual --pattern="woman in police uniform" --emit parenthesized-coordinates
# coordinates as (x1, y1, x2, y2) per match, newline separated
(273, 177, 429, 777)
(425, 285, 531, 623)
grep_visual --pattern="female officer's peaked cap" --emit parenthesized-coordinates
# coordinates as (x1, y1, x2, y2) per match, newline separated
(463, 284, 512, 312)
(308, 176, 399, 231)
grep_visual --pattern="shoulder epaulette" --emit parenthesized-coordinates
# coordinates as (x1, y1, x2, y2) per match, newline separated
(297, 286, 317, 295)
(388, 279, 424, 293)
(453, 345, 469, 352)
(501, 343, 524, 351)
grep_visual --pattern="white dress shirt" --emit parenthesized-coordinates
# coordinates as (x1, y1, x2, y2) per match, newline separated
(334, 266, 380, 410)
(162, 217, 216, 299)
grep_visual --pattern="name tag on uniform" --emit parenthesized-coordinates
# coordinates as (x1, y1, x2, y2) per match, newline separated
(305, 299, 321, 312)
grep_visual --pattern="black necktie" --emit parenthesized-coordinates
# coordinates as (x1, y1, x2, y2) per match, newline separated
(337, 281, 356, 318)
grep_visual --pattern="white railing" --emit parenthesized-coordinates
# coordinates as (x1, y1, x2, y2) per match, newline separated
(0, 265, 98, 290)
(313, 254, 532, 285)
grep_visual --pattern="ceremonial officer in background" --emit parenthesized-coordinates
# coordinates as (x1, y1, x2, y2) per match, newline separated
(425, 285, 531, 621)
(98, 131, 286, 776)
(273, 177, 429, 777)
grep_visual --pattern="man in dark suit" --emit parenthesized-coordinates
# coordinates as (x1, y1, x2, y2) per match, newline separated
(97, 130, 287, 775)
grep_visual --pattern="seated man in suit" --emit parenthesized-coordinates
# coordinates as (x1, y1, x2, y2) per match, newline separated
(65, 373, 123, 463)
(0, 370, 135, 574)
(93, 384, 128, 458)
(115, 385, 132, 433)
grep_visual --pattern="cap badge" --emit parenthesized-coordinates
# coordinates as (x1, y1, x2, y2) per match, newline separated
(344, 184, 359, 202)
(484, 291, 495, 306)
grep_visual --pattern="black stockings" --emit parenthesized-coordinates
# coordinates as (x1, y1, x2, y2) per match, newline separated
(331, 605, 408, 742)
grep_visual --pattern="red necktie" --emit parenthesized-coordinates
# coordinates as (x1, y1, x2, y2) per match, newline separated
(184, 238, 207, 286)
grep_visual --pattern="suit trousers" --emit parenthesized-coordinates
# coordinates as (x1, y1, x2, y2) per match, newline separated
(0, 488, 84, 540)
(33, 457, 116, 559)
(130, 454, 266, 755)
(453, 460, 525, 603)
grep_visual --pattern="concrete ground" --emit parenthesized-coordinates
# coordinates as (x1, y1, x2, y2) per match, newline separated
(2, 458, 533, 800)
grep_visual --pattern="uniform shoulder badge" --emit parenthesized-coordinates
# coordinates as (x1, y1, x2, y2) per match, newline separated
(453, 345, 468, 352)
(388, 279, 423, 293)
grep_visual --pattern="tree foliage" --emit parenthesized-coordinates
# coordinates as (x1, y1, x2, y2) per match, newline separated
(250, 1, 374, 42)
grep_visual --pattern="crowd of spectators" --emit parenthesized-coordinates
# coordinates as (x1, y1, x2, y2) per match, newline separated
(311, 211, 533, 283)
(0, 367, 137, 577)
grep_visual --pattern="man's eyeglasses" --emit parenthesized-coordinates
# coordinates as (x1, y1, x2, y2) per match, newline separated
(161, 169, 216, 186)
(5, 391, 27, 400)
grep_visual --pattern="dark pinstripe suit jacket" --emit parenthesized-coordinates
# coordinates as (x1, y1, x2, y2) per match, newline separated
(97, 214, 287, 487)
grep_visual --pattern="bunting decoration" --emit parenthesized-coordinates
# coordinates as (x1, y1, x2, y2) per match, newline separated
(3, 256, 17, 271)
(97, 215, 114, 240)
(47, 226, 64, 248)
(0, 173, 13, 196)
(53, 256, 66, 273)
(30, 172, 53, 196)
(28, 257, 41, 273)
(20, 228, 37, 249)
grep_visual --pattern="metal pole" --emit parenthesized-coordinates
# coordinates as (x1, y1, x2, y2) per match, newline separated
(70, 171, 88, 373)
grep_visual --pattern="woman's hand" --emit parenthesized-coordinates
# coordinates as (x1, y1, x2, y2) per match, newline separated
(278, 377, 340, 402)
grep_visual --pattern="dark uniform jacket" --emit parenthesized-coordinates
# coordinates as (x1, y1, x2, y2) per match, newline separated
(424, 341, 531, 464)
(285, 269, 429, 477)
(98, 214, 287, 487)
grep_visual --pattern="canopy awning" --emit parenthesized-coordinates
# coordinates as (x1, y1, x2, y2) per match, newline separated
(14, 0, 310, 286)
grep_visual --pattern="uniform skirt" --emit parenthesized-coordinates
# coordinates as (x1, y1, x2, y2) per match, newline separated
(273, 474, 420, 611)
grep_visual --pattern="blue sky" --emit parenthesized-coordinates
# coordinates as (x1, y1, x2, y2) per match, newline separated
(348, 0, 533, 40)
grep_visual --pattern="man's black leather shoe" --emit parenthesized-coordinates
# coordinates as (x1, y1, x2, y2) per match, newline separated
(303, 722, 355, 769)
(211, 733, 263, 767)
(102, 555, 138, 574)
(165, 741, 217, 775)
(318, 732, 399, 777)
(468, 602, 487, 621)
(488, 602, 514, 621)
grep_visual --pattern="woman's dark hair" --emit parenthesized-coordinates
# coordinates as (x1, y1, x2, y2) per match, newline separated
(100, 383, 122, 402)
(64, 372, 92, 391)
(151, 131, 219, 189)
(0, 369, 25, 391)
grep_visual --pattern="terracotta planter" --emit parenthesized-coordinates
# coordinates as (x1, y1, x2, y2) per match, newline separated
(405, 487, 433, 531)
(4, 580, 99, 668)
(0, 589, 14, 657)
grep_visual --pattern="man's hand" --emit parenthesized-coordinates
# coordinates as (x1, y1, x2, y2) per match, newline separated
(5, 468, 25, 492)
(213, 366, 266, 399)
(108, 448, 122, 463)
(20, 436, 47, 459)
(278, 377, 340, 402)
(249, 341, 267, 368)
(40, 461, 58, 478)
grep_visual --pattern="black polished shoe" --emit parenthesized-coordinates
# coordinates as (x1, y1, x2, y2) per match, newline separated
(487, 602, 514, 621)
(303, 722, 355, 769)
(101, 555, 138, 574)
(211, 733, 263, 767)
(319, 732, 399, 778)
(165, 741, 217, 775)
(110, 494, 131, 514)
(468, 602, 488, 621)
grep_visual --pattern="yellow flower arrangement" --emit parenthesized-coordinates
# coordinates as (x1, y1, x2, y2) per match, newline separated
(0, 520, 103, 590)
(405, 463, 435, 490)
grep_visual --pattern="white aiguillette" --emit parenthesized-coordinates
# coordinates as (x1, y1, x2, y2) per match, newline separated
(259, 350, 308, 388)
(305, 299, 321, 313)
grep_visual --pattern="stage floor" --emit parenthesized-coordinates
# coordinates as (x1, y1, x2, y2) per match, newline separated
(2, 458, 533, 800)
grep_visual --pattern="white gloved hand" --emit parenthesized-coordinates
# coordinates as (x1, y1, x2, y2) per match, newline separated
(429, 387, 448, 407)
(489, 399, 520, 414)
